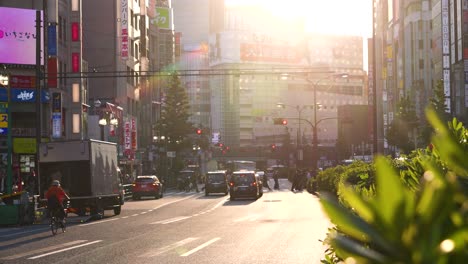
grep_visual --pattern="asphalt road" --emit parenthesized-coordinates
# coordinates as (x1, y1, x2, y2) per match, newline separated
(0, 179, 331, 264)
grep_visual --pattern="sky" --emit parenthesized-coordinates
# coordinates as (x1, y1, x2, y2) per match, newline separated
(225, 0, 373, 38)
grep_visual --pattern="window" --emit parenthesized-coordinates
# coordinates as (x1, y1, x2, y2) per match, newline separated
(419, 59, 424, 69)
(419, 40, 423, 49)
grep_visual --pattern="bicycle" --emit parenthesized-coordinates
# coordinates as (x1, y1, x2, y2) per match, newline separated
(49, 201, 69, 235)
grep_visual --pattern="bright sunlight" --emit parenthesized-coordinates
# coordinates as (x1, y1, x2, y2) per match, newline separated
(225, 0, 372, 37)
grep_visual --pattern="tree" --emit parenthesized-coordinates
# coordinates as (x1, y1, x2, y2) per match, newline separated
(420, 80, 449, 145)
(386, 96, 418, 154)
(155, 73, 193, 171)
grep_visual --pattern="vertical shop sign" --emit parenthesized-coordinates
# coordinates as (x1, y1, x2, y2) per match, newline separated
(121, 0, 129, 59)
(47, 25, 57, 56)
(442, 0, 451, 112)
(72, 53, 80, 72)
(124, 121, 131, 150)
(47, 57, 58, 88)
(131, 117, 137, 150)
(52, 92, 62, 138)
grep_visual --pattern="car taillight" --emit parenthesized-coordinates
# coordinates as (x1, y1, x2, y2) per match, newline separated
(152, 183, 157, 186)
(132, 183, 136, 187)
(229, 182, 234, 186)
(252, 182, 257, 186)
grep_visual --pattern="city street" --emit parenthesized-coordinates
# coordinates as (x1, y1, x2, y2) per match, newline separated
(0, 179, 331, 264)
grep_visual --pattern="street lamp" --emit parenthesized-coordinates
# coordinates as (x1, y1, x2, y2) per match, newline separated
(153, 135, 168, 182)
(307, 73, 349, 171)
(276, 103, 312, 166)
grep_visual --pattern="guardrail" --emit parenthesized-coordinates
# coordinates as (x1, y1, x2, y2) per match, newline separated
(122, 184, 133, 200)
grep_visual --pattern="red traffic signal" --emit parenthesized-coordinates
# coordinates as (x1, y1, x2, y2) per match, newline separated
(196, 129, 202, 135)
(273, 118, 287, 125)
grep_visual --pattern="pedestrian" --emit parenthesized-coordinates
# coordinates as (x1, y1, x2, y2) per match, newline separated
(262, 172, 272, 191)
(273, 170, 280, 190)
(291, 169, 300, 191)
(190, 173, 199, 192)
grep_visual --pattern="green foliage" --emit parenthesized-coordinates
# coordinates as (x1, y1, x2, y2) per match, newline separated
(420, 80, 450, 146)
(319, 108, 468, 263)
(155, 73, 193, 152)
(154, 73, 194, 175)
(386, 96, 418, 154)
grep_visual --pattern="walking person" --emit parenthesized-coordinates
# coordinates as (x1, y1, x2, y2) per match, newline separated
(190, 173, 199, 192)
(273, 170, 280, 190)
(291, 169, 299, 191)
(263, 172, 272, 191)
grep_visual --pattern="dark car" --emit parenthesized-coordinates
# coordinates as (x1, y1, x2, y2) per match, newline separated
(229, 171, 261, 200)
(205, 170, 229, 196)
(132, 175, 163, 200)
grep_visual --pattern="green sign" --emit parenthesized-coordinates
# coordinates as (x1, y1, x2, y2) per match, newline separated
(152, 7, 171, 29)
(13, 138, 37, 154)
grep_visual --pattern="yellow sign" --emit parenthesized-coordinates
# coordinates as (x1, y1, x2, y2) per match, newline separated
(13, 138, 37, 154)
(0, 113, 7, 128)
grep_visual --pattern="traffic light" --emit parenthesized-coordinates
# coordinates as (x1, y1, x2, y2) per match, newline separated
(271, 144, 276, 151)
(273, 118, 287, 125)
(196, 128, 202, 135)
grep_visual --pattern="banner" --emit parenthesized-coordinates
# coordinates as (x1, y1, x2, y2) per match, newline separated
(47, 25, 57, 56)
(121, 0, 129, 59)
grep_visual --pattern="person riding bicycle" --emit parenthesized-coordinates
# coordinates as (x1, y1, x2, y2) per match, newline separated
(45, 180, 70, 225)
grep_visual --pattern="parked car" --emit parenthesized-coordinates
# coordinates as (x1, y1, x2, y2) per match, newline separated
(205, 170, 229, 196)
(229, 170, 261, 200)
(132, 175, 163, 200)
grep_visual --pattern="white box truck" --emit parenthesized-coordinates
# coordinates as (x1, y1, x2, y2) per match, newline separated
(39, 140, 124, 217)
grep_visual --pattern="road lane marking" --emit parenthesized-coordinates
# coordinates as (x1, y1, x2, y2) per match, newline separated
(131, 214, 139, 217)
(140, 212, 147, 214)
(181, 238, 221, 257)
(141, 237, 198, 257)
(28, 240, 103, 259)
(1, 240, 88, 260)
(233, 214, 259, 222)
(0, 227, 49, 238)
(152, 194, 199, 210)
(121, 216, 129, 219)
(79, 218, 119, 226)
(150, 216, 191, 225)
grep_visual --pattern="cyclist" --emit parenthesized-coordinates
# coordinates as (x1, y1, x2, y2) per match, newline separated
(45, 180, 70, 227)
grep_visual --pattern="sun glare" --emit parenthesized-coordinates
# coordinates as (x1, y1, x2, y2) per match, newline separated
(225, 0, 372, 37)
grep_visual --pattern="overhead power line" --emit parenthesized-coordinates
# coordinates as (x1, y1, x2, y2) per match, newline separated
(43, 67, 337, 79)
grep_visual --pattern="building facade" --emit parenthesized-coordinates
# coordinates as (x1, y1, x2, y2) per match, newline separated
(0, 0, 87, 195)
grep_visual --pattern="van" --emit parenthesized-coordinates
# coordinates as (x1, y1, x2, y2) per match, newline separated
(205, 170, 229, 196)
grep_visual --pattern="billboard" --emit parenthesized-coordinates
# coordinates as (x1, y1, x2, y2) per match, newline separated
(151, 7, 172, 30)
(0, 7, 43, 65)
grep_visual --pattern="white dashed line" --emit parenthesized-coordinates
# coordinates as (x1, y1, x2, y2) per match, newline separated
(181, 238, 221, 257)
(140, 237, 199, 257)
(2, 240, 87, 260)
(79, 218, 119, 226)
(28, 240, 103, 259)
(150, 216, 191, 225)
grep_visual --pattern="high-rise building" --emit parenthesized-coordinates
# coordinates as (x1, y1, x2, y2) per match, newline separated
(0, 0, 86, 195)
(83, 0, 148, 176)
(173, 0, 211, 130)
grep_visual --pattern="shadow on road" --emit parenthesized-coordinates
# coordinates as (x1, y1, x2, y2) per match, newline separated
(222, 199, 257, 206)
